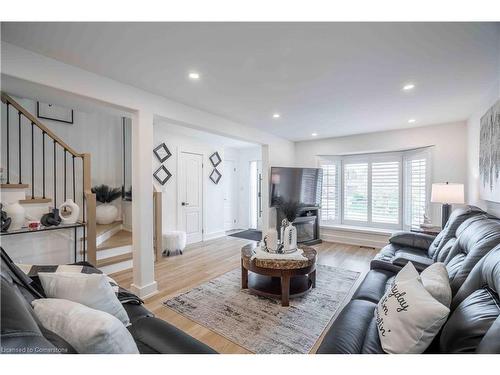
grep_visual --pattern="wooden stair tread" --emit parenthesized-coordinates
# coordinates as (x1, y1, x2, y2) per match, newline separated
(20, 197, 52, 204)
(80, 221, 123, 241)
(1, 184, 29, 189)
(96, 252, 132, 268)
(97, 221, 123, 237)
(97, 230, 132, 251)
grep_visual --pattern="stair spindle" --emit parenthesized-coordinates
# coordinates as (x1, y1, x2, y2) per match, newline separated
(64, 149, 67, 201)
(42, 132, 46, 199)
(53, 140, 57, 207)
(31, 122, 35, 199)
(72, 155, 76, 202)
(18, 111, 22, 184)
(6, 103, 10, 184)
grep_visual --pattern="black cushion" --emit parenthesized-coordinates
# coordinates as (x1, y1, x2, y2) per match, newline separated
(352, 269, 394, 303)
(317, 299, 383, 354)
(127, 316, 217, 354)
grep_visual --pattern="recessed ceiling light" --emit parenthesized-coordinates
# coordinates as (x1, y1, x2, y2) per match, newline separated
(272, 113, 281, 119)
(408, 119, 416, 124)
(402, 83, 415, 91)
(188, 72, 200, 80)
(312, 132, 318, 137)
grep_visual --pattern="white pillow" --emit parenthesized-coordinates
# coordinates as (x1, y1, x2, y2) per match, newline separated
(375, 263, 450, 354)
(420, 262, 452, 308)
(38, 272, 130, 326)
(32, 298, 139, 354)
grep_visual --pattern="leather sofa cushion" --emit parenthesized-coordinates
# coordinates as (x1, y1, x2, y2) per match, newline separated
(352, 269, 395, 303)
(440, 288, 500, 353)
(1, 275, 59, 354)
(389, 232, 436, 251)
(392, 252, 434, 271)
(127, 316, 217, 354)
(316, 299, 384, 354)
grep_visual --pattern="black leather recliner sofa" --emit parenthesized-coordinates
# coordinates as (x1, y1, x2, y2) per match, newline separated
(371, 206, 485, 272)
(317, 213, 500, 354)
(0, 247, 216, 354)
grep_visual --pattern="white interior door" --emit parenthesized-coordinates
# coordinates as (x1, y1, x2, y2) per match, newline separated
(224, 160, 238, 230)
(178, 152, 203, 244)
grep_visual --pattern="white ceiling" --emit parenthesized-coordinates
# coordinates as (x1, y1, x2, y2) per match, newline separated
(2, 22, 499, 141)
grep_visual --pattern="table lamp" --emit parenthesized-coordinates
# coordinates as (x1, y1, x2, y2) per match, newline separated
(431, 182, 464, 227)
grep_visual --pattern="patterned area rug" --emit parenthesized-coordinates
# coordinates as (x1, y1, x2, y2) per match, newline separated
(163, 264, 360, 354)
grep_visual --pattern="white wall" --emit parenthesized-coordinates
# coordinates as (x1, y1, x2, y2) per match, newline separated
(466, 80, 500, 217)
(224, 146, 262, 229)
(153, 121, 228, 240)
(295, 121, 469, 226)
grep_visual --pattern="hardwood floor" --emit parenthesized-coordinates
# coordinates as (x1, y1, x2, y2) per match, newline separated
(111, 237, 378, 354)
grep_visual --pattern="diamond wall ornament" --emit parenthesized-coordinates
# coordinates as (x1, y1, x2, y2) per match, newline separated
(210, 168, 222, 184)
(209, 151, 222, 167)
(153, 165, 172, 185)
(153, 143, 172, 163)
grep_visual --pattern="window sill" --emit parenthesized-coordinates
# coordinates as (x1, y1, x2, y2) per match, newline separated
(320, 224, 397, 236)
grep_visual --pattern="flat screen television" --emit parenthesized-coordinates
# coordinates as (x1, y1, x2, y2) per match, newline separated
(270, 167, 323, 207)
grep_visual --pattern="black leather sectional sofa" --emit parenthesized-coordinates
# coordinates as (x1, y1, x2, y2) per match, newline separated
(317, 206, 500, 353)
(0, 247, 216, 354)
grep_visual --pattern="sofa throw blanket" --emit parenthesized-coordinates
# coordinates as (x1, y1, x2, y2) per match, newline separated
(16, 262, 143, 305)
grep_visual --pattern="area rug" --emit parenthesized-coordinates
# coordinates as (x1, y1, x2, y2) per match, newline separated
(228, 229, 262, 241)
(163, 264, 360, 354)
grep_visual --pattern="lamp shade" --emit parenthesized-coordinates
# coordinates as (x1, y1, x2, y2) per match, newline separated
(431, 183, 464, 204)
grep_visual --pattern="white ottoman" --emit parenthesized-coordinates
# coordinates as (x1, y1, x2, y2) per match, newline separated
(162, 231, 187, 256)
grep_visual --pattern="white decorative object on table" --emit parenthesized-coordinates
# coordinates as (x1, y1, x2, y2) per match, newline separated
(281, 219, 297, 252)
(3, 202, 25, 230)
(59, 199, 80, 224)
(162, 231, 187, 256)
(96, 203, 118, 225)
(263, 229, 278, 252)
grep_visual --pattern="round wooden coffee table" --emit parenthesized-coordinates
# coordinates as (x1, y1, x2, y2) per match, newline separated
(241, 243, 317, 306)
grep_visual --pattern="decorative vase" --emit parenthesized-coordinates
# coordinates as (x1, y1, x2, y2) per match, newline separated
(96, 203, 118, 225)
(263, 229, 278, 252)
(3, 202, 25, 230)
(282, 221, 297, 252)
(59, 199, 80, 224)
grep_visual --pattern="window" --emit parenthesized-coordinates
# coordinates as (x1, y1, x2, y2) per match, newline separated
(319, 158, 340, 224)
(319, 149, 431, 230)
(371, 160, 400, 225)
(404, 150, 431, 228)
(343, 162, 368, 222)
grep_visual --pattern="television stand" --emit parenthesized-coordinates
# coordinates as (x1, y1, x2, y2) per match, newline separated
(277, 206, 322, 246)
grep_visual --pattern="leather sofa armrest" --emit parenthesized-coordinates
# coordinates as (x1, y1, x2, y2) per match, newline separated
(389, 232, 436, 251)
(392, 254, 434, 272)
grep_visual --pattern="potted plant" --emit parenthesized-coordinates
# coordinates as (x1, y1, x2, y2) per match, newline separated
(92, 184, 122, 225)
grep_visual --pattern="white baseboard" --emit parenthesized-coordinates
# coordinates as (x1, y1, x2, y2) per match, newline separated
(204, 230, 226, 241)
(130, 281, 158, 299)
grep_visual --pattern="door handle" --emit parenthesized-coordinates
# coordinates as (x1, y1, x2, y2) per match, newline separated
(182, 202, 189, 206)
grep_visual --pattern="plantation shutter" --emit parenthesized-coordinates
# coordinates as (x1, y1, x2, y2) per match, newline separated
(319, 158, 339, 224)
(343, 162, 369, 223)
(371, 160, 401, 225)
(404, 151, 430, 228)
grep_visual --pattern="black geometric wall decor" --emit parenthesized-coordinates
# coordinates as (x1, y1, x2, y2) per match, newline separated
(153, 165, 172, 185)
(210, 168, 222, 184)
(209, 151, 222, 167)
(153, 143, 172, 163)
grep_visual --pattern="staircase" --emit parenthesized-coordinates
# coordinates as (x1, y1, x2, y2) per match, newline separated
(82, 221, 133, 274)
(0, 93, 98, 265)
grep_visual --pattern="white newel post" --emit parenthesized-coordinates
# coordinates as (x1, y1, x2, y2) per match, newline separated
(131, 110, 158, 298)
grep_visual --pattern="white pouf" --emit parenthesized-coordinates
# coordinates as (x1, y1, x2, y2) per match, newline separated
(162, 231, 187, 256)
